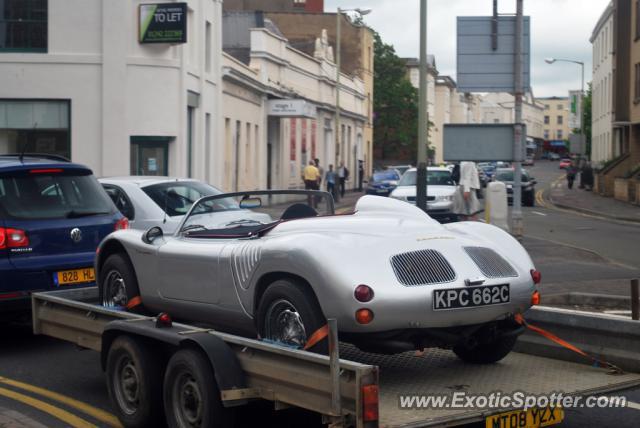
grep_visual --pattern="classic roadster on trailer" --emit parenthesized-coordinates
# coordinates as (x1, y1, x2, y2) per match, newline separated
(97, 190, 540, 363)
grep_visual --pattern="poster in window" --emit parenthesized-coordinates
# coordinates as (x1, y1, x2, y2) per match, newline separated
(139, 3, 188, 44)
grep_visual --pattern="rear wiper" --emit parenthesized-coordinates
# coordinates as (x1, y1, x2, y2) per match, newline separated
(66, 210, 111, 218)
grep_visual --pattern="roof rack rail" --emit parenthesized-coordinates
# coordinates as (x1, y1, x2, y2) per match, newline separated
(1, 153, 71, 162)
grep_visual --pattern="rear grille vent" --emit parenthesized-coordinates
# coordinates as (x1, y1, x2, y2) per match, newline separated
(391, 250, 456, 286)
(464, 247, 518, 278)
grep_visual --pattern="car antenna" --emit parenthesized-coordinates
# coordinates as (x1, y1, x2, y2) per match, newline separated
(19, 122, 37, 163)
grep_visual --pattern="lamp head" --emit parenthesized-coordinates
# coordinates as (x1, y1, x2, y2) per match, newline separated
(545, 58, 556, 64)
(356, 8, 372, 15)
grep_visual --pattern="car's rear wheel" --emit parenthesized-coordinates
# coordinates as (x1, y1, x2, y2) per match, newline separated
(453, 335, 517, 364)
(99, 253, 141, 311)
(257, 279, 328, 354)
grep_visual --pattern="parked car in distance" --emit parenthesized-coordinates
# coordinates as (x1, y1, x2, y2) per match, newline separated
(477, 163, 497, 185)
(100, 177, 268, 234)
(385, 165, 412, 176)
(390, 167, 458, 223)
(494, 168, 536, 207)
(523, 156, 535, 166)
(97, 190, 539, 363)
(548, 152, 561, 161)
(559, 158, 572, 169)
(365, 170, 401, 197)
(0, 154, 126, 321)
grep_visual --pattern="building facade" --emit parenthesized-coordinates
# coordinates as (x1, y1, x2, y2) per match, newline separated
(0, 0, 224, 184)
(480, 93, 545, 141)
(590, 2, 615, 165)
(538, 97, 571, 142)
(223, 0, 324, 13)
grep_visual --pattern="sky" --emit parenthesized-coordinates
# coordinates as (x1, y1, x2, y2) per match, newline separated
(325, 0, 611, 97)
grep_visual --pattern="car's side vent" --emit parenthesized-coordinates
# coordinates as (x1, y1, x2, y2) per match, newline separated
(464, 247, 518, 278)
(391, 249, 456, 286)
(232, 243, 262, 290)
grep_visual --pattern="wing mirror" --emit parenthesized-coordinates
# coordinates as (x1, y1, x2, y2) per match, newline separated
(142, 226, 164, 244)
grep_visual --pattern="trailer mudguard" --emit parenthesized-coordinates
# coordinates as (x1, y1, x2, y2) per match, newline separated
(101, 320, 248, 407)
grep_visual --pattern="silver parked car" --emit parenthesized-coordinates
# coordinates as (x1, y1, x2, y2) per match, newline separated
(390, 167, 458, 222)
(96, 190, 540, 363)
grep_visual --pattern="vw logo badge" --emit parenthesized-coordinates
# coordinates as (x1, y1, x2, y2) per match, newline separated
(70, 228, 83, 243)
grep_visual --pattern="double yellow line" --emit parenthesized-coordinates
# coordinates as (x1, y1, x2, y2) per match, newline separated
(0, 376, 121, 428)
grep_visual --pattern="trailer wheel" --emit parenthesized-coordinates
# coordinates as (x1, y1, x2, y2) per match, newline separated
(257, 279, 328, 354)
(106, 336, 164, 428)
(99, 253, 142, 312)
(163, 348, 234, 428)
(453, 335, 518, 364)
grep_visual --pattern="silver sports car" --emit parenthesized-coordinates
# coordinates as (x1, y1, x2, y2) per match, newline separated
(96, 190, 540, 363)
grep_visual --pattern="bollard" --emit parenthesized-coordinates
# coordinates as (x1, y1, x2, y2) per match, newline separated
(632, 279, 639, 321)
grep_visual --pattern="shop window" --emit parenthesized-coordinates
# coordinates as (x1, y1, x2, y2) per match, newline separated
(0, 0, 47, 52)
(130, 136, 171, 176)
(0, 100, 69, 158)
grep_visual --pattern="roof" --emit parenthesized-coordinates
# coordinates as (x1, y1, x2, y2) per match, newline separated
(590, 1, 614, 43)
(0, 154, 89, 172)
(99, 177, 200, 187)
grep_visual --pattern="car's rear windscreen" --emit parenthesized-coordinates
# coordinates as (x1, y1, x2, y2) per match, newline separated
(0, 171, 115, 220)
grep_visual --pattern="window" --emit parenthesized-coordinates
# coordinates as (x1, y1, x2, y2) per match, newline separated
(635, 63, 640, 102)
(557, 130, 563, 139)
(557, 104, 563, 110)
(557, 115, 563, 125)
(103, 185, 135, 220)
(636, 0, 640, 40)
(544, 104, 550, 110)
(130, 137, 170, 176)
(493, 119, 500, 124)
(544, 116, 550, 124)
(0, 100, 70, 159)
(544, 130, 550, 140)
(0, 0, 47, 52)
(187, 106, 195, 178)
(205, 21, 212, 73)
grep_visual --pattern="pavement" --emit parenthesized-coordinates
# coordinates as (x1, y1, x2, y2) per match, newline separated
(547, 171, 640, 223)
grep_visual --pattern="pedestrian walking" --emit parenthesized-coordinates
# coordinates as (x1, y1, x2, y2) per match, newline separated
(337, 161, 349, 198)
(452, 161, 481, 221)
(358, 160, 364, 192)
(566, 162, 577, 190)
(314, 158, 324, 188)
(325, 164, 337, 196)
(581, 161, 594, 191)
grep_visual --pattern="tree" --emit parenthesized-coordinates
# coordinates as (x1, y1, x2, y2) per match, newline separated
(582, 83, 592, 159)
(373, 32, 419, 163)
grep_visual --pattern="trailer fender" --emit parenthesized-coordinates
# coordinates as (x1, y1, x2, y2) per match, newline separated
(101, 320, 248, 407)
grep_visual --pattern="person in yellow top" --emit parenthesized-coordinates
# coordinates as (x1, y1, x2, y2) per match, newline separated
(303, 160, 320, 190)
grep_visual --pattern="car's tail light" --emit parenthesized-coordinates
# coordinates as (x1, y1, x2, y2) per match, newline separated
(362, 384, 379, 422)
(29, 168, 63, 174)
(356, 309, 374, 325)
(354, 285, 374, 302)
(0, 228, 29, 249)
(114, 218, 129, 231)
(530, 269, 541, 284)
(0, 291, 26, 300)
(531, 291, 541, 306)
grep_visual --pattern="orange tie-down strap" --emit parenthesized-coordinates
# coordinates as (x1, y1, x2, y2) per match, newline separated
(514, 313, 624, 374)
(126, 296, 143, 310)
(304, 324, 329, 350)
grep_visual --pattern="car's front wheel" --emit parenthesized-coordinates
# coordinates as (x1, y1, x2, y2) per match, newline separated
(257, 279, 328, 354)
(453, 335, 517, 364)
(99, 253, 142, 311)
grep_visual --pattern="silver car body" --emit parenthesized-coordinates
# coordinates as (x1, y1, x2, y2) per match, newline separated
(390, 167, 457, 212)
(97, 194, 536, 342)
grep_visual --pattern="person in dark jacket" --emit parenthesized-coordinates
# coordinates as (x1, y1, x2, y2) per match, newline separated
(566, 163, 578, 189)
(581, 162, 594, 191)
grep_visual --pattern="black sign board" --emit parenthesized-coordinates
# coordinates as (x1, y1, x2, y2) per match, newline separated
(139, 3, 188, 44)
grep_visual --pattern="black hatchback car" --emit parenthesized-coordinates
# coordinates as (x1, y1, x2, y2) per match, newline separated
(494, 168, 536, 207)
(0, 154, 126, 321)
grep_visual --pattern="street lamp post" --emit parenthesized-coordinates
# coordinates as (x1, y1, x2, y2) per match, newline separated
(545, 58, 585, 156)
(416, 0, 429, 212)
(335, 7, 371, 202)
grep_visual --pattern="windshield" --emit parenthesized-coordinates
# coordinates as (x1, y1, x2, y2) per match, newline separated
(373, 171, 400, 182)
(398, 170, 455, 187)
(142, 181, 225, 217)
(180, 191, 334, 238)
(495, 171, 530, 182)
(0, 171, 115, 220)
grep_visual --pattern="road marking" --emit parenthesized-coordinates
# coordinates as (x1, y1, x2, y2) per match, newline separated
(531, 211, 547, 216)
(626, 400, 640, 411)
(0, 386, 97, 428)
(0, 376, 122, 428)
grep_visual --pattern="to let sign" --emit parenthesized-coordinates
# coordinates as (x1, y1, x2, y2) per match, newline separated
(139, 3, 188, 44)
